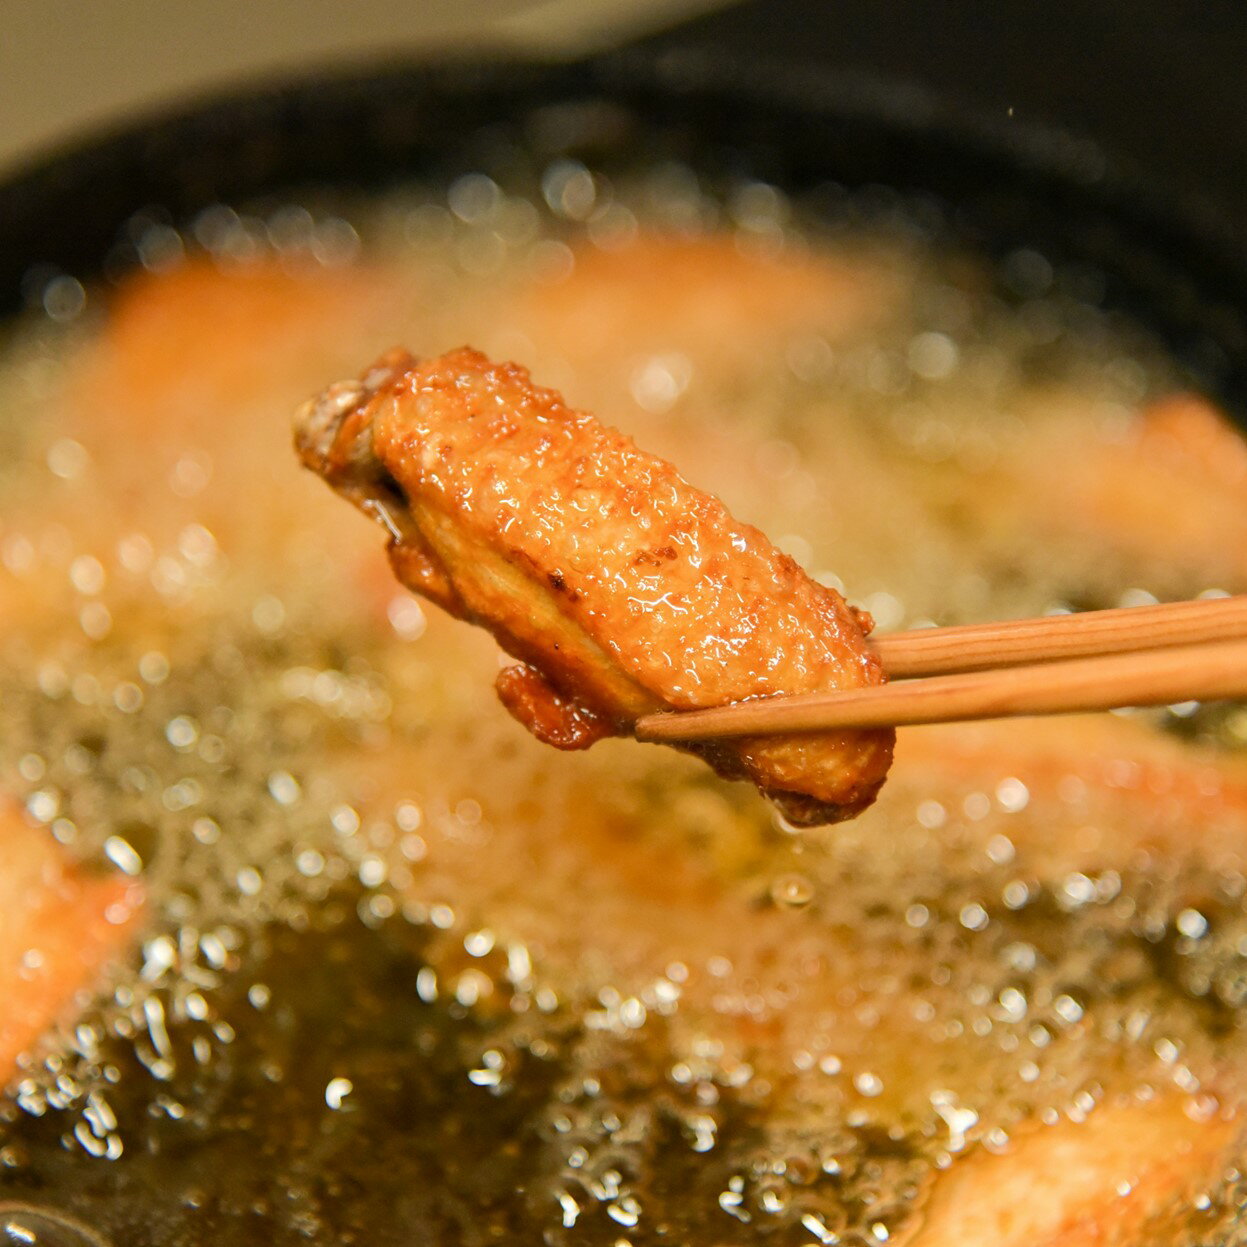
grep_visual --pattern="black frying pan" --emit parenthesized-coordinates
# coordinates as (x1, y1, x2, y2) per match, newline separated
(1, 46, 1246, 412)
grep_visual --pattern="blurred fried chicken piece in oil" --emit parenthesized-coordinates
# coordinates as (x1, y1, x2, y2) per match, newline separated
(296, 347, 893, 825)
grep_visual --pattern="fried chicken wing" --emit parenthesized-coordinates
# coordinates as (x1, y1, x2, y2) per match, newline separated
(980, 390, 1247, 599)
(295, 346, 893, 824)
(0, 803, 143, 1081)
(908, 1093, 1241, 1247)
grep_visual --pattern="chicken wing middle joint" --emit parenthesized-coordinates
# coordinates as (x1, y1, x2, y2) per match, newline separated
(295, 347, 894, 825)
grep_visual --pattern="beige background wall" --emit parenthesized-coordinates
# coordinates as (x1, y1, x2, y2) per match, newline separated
(0, 0, 727, 177)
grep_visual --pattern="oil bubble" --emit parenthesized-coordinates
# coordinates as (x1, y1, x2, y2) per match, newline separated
(0, 1205, 110, 1247)
(770, 874, 815, 909)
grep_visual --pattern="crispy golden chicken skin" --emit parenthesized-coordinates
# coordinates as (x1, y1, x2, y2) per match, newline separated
(295, 347, 893, 824)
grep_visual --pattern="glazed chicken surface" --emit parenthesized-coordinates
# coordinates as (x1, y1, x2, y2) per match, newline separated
(295, 346, 894, 825)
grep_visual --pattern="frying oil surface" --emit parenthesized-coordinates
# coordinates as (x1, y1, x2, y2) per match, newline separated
(0, 164, 1245, 1244)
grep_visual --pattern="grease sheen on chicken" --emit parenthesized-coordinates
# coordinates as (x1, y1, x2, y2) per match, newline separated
(296, 346, 894, 825)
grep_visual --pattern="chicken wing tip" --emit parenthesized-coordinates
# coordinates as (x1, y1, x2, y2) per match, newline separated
(293, 348, 417, 475)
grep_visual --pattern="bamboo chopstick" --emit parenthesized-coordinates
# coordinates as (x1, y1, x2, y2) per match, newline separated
(635, 637, 1247, 742)
(870, 594, 1247, 677)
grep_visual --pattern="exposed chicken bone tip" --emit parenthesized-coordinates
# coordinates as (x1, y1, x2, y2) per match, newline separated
(294, 353, 424, 547)
(294, 352, 408, 481)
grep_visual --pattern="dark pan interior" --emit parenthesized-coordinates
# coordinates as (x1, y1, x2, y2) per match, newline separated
(1, 48, 1246, 416)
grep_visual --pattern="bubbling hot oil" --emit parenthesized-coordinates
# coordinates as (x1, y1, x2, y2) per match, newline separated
(0, 164, 1246, 1245)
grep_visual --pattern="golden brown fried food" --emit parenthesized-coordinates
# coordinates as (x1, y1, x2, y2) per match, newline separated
(908, 1093, 1241, 1247)
(295, 346, 893, 824)
(985, 391, 1247, 597)
(512, 232, 904, 410)
(0, 804, 143, 1081)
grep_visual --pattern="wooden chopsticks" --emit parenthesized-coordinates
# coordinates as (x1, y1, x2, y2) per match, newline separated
(869, 594, 1247, 677)
(635, 596, 1247, 742)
